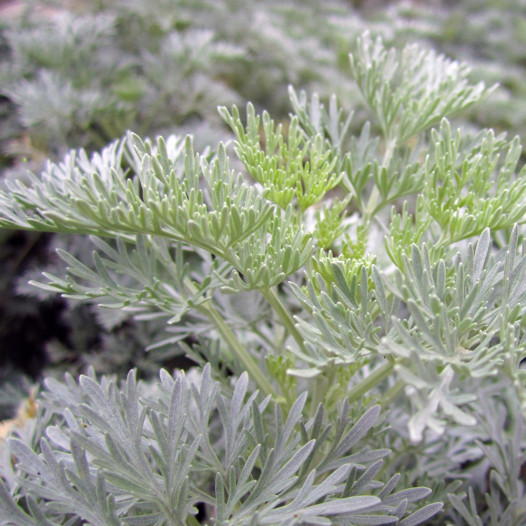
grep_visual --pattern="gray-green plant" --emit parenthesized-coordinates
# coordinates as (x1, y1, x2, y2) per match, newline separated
(0, 0, 367, 383)
(0, 32, 526, 524)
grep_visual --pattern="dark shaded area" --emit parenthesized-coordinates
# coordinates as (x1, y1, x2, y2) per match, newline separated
(0, 231, 68, 377)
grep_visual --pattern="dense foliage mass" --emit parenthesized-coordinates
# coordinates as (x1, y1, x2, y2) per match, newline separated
(0, 1, 526, 524)
(1, 0, 525, 380)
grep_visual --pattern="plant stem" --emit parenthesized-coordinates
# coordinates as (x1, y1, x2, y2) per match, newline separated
(309, 366, 336, 417)
(382, 137, 397, 167)
(310, 374, 328, 418)
(260, 286, 306, 354)
(198, 300, 279, 401)
(347, 359, 394, 404)
(182, 276, 280, 401)
(381, 379, 404, 409)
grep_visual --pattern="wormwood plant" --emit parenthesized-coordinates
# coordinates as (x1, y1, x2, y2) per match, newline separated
(0, 33, 526, 524)
(0, 0, 365, 382)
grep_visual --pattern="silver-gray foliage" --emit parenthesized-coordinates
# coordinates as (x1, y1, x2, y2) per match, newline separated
(1, 32, 525, 524)
(0, 365, 440, 525)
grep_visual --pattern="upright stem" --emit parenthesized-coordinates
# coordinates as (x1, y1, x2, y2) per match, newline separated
(309, 366, 336, 418)
(347, 359, 394, 404)
(382, 137, 397, 167)
(183, 277, 284, 402)
(310, 374, 328, 419)
(198, 300, 279, 401)
(381, 379, 404, 409)
(260, 286, 306, 354)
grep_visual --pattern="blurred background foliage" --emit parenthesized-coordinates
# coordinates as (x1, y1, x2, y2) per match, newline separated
(0, 0, 525, 416)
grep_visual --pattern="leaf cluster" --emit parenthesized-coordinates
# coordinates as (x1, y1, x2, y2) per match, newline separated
(0, 365, 440, 525)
